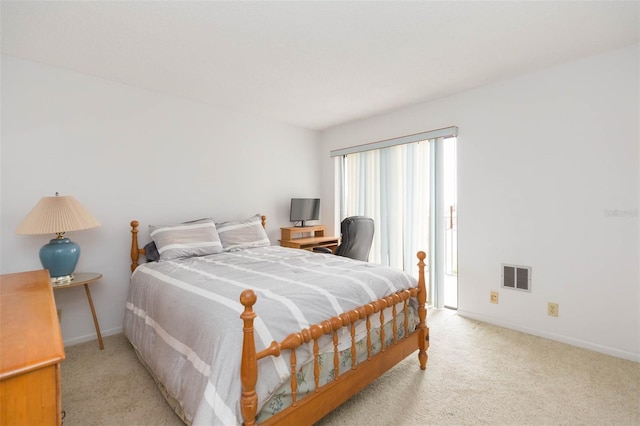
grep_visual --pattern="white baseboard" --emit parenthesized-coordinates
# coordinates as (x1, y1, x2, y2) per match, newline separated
(456, 310, 639, 363)
(63, 326, 123, 347)
(68, 315, 639, 362)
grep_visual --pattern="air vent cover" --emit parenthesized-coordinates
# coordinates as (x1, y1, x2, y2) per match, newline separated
(501, 264, 531, 292)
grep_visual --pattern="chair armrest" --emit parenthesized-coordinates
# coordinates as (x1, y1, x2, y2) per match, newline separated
(312, 247, 333, 254)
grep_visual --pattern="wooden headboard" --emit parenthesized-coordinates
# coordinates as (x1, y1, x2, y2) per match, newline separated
(130, 215, 267, 272)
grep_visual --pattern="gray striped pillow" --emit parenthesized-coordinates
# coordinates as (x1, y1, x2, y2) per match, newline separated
(216, 214, 270, 251)
(149, 219, 223, 261)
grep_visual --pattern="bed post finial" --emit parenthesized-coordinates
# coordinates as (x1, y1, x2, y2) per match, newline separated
(261, 215, 266, 229)
(131, 220, 140, 272)
(416, 251, 429, 370)
(240, 290, 259, 426)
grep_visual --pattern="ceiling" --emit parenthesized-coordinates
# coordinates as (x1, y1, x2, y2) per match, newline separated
(2, 1, 638, 131)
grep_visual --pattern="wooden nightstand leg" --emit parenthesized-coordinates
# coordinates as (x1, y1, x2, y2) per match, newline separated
(83, 284, 104, 350)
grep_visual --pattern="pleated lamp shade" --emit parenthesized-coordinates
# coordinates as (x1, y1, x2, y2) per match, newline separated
(16, 194, 100, 283)
(16, 194, 101, 235)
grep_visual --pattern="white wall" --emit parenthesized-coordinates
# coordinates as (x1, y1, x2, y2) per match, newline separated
(0, 55, 321, 345)
(319, 45, 640, 361)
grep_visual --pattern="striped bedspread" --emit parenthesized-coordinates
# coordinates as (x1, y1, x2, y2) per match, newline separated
(123, 246, 418, 425)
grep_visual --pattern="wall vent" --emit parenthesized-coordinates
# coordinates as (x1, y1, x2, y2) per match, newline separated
(501, 264, 531, 292)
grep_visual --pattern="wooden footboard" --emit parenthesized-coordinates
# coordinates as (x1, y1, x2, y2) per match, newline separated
(240, 251, 429, 425)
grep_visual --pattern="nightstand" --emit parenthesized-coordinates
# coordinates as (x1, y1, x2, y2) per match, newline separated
(53, 272, 104, 350)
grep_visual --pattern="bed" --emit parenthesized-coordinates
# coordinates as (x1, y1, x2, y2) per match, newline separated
(124, 214, 428, 425)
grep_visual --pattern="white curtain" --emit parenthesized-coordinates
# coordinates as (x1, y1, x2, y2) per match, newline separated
(340, 139, 433, 279)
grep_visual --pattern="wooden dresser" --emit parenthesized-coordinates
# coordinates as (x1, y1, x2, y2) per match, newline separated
(0, 269, 65, 426)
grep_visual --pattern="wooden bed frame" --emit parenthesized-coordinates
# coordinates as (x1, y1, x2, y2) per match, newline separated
(129, 216, 429, 425)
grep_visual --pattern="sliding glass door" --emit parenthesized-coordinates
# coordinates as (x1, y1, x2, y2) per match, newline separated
(442, 137, 458, 309)
(429, 135, 458, 309)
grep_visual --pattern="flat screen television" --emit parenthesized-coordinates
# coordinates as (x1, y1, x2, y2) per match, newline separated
(290, 198, 320, 227)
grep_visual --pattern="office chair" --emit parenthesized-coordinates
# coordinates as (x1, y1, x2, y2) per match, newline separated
(314, 216, 374, 262)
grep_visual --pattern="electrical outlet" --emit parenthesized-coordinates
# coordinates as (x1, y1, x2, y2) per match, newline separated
(57, 309, 62, 322)
(490, 291, 499, 304)
(547, 302, 558, 317)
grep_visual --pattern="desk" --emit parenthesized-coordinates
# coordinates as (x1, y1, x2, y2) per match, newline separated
(279, 225, 339, 252)
(53, 272, 104, 350)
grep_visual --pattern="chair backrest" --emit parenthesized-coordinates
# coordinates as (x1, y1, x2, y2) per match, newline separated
(335, 216, 374, 261)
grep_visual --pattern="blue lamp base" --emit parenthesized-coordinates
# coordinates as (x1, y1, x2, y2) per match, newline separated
(39, 237, 81, 284)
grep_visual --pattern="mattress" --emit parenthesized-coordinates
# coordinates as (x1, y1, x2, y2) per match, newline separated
(123, 246, 418, 425)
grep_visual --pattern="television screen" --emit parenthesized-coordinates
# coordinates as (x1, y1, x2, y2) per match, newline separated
(290, 198, 320, 227)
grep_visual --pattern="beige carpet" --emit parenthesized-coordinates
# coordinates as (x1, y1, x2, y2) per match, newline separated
(61, 310, 640, 425)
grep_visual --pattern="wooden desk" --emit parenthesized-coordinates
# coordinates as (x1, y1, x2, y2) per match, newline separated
(53, 272, 104, 350)
(0, 269, 65, 426)
(279, 225, 339, 252)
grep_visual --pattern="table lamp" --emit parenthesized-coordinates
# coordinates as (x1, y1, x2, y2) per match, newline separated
(16, 193, 101, 284)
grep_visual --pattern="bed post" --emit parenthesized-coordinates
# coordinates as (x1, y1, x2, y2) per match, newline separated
(417, 251, 429, 370)
(131, 220, 140, 272)
(261, 215, 266, 229)
(240, 290, 259, 426)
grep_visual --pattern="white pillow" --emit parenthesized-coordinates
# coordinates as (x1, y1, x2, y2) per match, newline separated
(149, 218, 223, 261)
(216, 214, 270, 251)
